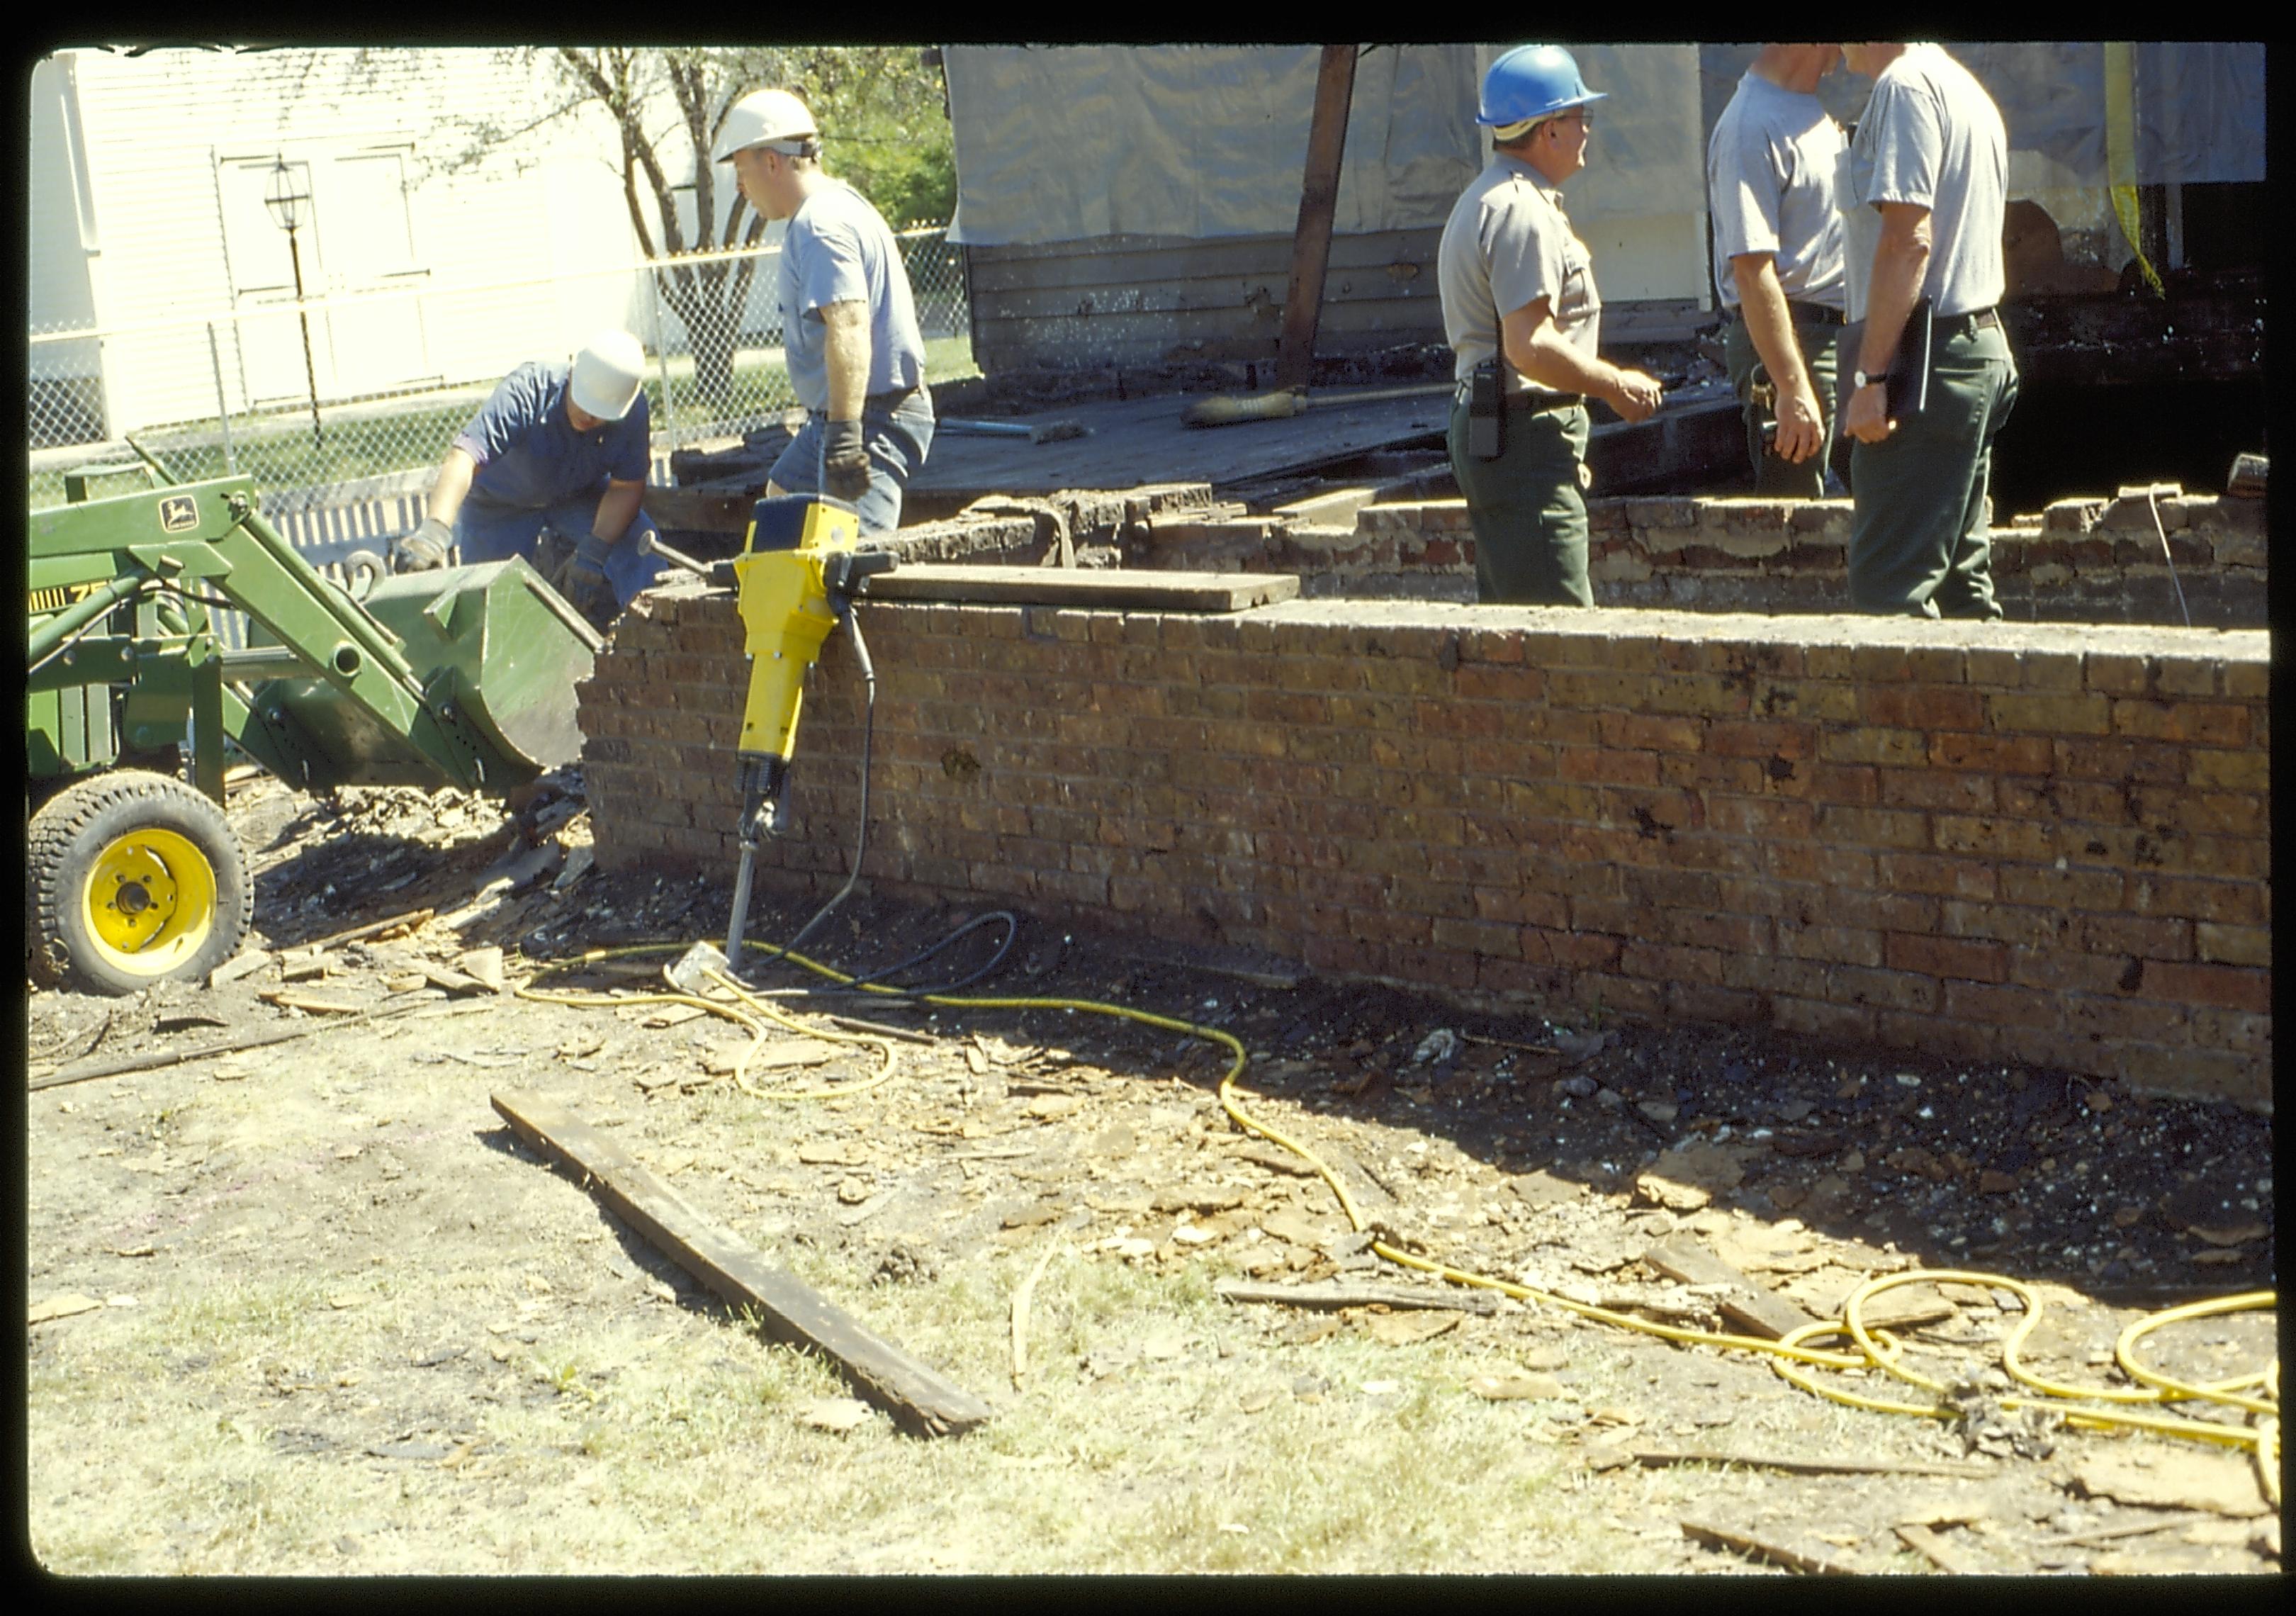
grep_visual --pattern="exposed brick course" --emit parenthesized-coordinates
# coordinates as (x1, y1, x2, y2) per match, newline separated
(1158, 487, 2265, 627)
(580, 580, 2270, 1106)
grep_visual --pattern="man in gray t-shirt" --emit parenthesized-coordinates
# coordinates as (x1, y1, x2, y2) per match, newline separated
(1706, 45, 1847, 498)
(717, 87, 935, 534)
(1436, 45, 1663, 607)
(1838, 43, 2015, 619)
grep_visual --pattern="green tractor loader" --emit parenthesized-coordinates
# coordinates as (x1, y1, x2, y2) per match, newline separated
(26, 464, 602, 995)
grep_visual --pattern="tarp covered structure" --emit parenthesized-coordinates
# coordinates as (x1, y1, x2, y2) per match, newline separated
(945, 42, 2266, 248)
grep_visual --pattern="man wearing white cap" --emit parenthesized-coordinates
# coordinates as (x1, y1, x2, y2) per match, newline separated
(714, 86, 934, 531)
(393, 328, 666, 631)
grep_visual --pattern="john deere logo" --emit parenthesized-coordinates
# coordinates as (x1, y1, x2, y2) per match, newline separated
(159, 495, 198, 532)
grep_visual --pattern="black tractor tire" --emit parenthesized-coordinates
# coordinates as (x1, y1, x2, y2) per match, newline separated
(26, 770, 254, 996)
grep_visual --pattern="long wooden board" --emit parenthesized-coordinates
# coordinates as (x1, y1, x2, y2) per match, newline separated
(863, 564, 1298, 612)
(490, 1089, 992, 1437)
(1213, 1279, 1502, 1315)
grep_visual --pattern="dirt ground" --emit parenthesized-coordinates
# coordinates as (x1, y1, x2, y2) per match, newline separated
(23, 773, 2279, 1574)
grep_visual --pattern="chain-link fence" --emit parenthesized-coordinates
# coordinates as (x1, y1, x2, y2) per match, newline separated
(28, 225, 972, 515)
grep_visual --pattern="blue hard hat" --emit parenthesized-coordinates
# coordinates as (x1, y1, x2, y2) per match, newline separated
(1477, 45, 1606, 128)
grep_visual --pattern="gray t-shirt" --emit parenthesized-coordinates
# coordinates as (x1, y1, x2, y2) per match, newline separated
(1840, 44, 2007, 321)
(779, 180, 928, 414)
(1436, 153, 1601, 395)
(1706, 69, 1846, 312)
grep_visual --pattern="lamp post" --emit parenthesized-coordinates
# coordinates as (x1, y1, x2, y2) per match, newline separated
(263, 157, 325, 447)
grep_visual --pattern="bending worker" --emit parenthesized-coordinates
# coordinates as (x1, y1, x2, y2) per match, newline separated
(1838, 42, 2015, 618)
(1437, 44, 1664, 607)
(393, 329, 665, 632)
(1706, 43, 1847, 497)
(714, 87, 934, 531)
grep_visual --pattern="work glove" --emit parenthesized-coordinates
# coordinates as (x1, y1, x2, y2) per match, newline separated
(392, 517, 453, 574)
(822, 417, 873, 504)
(556, 532, 619, 633)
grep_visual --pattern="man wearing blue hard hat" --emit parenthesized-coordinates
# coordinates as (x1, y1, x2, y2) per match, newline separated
(1437, 45, 1665, 607)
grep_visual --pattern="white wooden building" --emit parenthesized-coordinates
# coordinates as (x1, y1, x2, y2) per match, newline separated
(27, 46, 659, 444)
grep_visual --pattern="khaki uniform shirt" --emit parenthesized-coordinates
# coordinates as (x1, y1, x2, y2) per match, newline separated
(1438, 153, 1602, 397)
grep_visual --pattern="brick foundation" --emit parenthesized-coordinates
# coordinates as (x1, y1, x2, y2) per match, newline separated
(1139, 487, 2266, 627)
(579, 579, 2270, 1108)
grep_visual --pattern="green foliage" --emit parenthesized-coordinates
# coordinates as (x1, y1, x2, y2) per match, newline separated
(765, 45, 958, 228)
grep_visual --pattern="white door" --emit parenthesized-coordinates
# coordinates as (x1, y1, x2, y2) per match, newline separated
(317, 149, 433, 396)
(216, 155, 328, 409)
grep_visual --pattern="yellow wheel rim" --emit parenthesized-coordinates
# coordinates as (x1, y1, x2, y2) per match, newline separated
(81, 828, 218, 978)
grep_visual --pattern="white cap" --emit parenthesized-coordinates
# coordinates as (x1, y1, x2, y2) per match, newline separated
(570, 330, 646, 422)
(713, 88, 820, 162)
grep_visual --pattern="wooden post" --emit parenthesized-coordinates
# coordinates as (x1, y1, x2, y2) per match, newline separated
(1274, 45, 1360, 393)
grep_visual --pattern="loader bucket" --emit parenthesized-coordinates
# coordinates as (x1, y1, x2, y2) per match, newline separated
(243, 557, 602, 792)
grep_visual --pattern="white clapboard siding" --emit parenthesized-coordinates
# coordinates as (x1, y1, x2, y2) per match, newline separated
(56, 46, 644, 436)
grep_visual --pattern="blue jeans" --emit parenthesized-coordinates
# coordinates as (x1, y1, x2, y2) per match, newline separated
(768, 390, 935, 534)
(454, 492, 667, 610)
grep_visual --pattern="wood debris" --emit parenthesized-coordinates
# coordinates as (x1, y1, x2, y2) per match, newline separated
(1681, 1519, 1859, 1576)
(1212, 1279, 1499, 1315)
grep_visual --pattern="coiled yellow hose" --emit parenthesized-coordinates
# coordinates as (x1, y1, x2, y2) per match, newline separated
(522, 933, 2276, 1498)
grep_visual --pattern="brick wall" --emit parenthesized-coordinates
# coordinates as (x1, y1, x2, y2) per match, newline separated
(578, 581, 2271, 1107)
(1140, 487, 2266, 627)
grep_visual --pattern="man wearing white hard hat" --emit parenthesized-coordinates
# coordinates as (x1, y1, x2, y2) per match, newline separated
(1436, 45, 1663, 606)
(393, 329, 666, 631)
(714, 86, 934, 530)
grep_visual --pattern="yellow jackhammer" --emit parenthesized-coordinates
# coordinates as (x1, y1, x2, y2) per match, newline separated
(646, 494, 895, 970)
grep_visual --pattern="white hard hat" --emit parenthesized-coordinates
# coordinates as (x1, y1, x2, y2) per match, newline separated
(712, 88, 819, 162)
(570, 330, 646, 422)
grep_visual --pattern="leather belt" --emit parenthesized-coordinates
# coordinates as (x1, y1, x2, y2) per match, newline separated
(1507, 391, 1585, 414)
(1935, 307, 2002, 335)
(1729, 302, 1846, 327)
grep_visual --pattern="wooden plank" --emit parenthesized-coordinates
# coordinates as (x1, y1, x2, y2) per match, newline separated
(1895, 1522, 1983, 1574)
(1628, 1448, 1993, 1481)
(490, 1089, 991, 1438)
(299, 905, 436, 951)
(1213, 1279, 1502, 1315)
(908, 387, 1449, 498)
(1681, 1520, 1859, 1576)
(864, 564, 1298, 612)
(1641, 1234, 1821, 1342)
(30, 995, 432, 1091)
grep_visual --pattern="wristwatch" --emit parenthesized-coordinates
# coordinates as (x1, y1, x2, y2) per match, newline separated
(1852, 369, 1889, 390)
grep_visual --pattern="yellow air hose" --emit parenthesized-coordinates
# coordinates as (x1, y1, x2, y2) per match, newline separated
(522, 930, 2276, 1493)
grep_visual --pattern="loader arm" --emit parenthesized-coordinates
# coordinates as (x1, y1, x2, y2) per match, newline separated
(28, 476, 587, 799)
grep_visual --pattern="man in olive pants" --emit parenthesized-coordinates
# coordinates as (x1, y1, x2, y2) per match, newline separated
(1707, 44, 1848, 498)
(1436, 45, 1663, 606)
(1838, 42, 2016, 618)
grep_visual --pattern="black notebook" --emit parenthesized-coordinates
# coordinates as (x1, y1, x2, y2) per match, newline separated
(1889, 297, 1933, 421)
